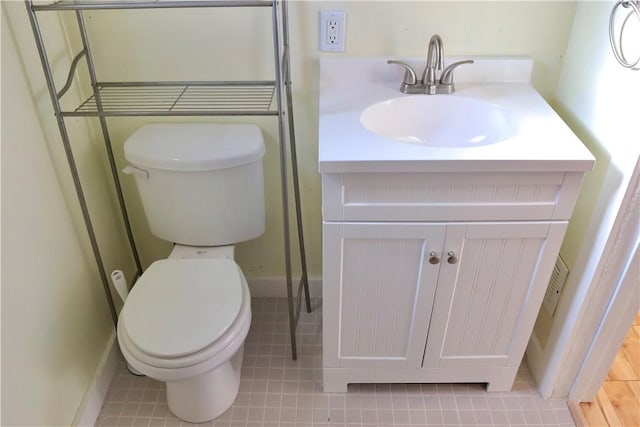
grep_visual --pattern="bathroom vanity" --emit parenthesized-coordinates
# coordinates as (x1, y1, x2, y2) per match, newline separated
(318, 58, 594, 392)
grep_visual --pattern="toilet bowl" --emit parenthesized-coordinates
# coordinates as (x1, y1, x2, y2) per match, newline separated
(117, 254, 251, 422)
(118, 123, 265, 423)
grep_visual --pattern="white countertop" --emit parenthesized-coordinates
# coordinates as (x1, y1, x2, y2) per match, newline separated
(318, 57, 595, 173)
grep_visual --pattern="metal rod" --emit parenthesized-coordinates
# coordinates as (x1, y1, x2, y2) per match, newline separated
(168, 86, 189, 111)
(97, 80, 276, 87)
(271, 0, 298, 361)
(24, 0, 118, 326)
(75, 10, 144, 277)
(281, 0, 312, 314)
(63, 110, 280, 117)
(33, 0, 274, 11)
(294, 277, 305, 325)
(57, 48, 86, 98)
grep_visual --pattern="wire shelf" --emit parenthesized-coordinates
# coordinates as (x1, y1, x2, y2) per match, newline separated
(64, 81, 278, 116)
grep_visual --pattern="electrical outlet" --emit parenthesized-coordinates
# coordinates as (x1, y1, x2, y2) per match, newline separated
(320, 10, 345, 52)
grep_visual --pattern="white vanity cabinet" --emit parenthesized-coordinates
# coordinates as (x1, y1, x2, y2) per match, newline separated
(321, 171, 583, 392)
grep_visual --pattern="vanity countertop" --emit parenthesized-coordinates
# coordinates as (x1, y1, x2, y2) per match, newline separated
(318, 57, 595, 173)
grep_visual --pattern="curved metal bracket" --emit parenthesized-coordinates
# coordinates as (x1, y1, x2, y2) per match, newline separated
(57, 48, 87, 98)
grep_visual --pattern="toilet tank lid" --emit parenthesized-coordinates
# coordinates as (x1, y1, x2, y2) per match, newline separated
(124, 123, 265, 172)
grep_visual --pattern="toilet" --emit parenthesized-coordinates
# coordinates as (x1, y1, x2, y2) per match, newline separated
(117, 123, 265, 423)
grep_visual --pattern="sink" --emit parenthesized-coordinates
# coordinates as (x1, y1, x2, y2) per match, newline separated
(360, 95, 518, 147)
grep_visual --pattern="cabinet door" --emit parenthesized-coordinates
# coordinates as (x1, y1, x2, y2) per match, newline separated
(323, 222, 445, 369)
(423, 222, 566, 369)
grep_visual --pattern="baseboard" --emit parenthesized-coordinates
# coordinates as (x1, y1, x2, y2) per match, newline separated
(246, 276, 322, 298)
(525, 333, 546, 395)
(73, 330, 121, 427)
(567, 401, 588, 427)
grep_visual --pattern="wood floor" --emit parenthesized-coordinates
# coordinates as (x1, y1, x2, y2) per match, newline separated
(578, 312, 640, 427)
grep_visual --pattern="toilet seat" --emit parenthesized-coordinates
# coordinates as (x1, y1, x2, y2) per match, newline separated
(118, 259, 251, 381)
(121, 259, 243, 358)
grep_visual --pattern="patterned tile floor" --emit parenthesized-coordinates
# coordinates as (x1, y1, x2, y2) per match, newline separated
(96, 298, 576, 426)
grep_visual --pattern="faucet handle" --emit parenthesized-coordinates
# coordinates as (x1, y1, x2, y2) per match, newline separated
(387, 60, 418, 86)
(439, 59, 474, 85)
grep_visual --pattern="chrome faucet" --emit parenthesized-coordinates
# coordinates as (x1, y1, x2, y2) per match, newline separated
(422, 34, 444, 94)
(387, 34, 473, 95)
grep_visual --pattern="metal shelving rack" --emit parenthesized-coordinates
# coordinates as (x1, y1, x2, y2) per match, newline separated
(25, 0, 311, 360)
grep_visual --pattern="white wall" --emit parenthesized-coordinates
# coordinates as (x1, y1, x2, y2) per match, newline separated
(529, 0, 640, 398)
(1, 2, 132, 425)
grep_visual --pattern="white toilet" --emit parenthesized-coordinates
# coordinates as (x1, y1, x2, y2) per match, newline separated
(117, 123, 265, 423)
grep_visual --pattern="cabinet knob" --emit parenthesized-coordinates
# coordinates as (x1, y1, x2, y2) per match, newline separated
(429, 251, 441, 265)
(447, 251, 459, 264)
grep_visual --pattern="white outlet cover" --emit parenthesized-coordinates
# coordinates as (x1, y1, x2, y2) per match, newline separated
(320, 10, 345, 52)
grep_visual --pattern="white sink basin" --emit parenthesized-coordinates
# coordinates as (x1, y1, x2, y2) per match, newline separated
(360, 95, 518, 147)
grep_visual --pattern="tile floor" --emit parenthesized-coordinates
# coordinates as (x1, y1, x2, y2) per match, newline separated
(96, 298, 576, 427)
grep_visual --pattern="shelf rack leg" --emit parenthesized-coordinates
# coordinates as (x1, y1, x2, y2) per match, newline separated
(25, 1, 118, 326)
(75, 10, 144, 278)
(282, 0, 312, 315)
(272, 0, 312, 360)
(271, 1, 297, 360)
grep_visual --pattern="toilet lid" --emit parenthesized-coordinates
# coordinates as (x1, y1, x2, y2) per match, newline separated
(121, 259, 243, 358)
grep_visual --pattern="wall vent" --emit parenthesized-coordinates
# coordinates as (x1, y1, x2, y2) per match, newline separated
(542, 256, 569, 317)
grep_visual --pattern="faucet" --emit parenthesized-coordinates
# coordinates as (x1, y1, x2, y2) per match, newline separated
(422, 34, 444, 94)
(387, 34, 473, 95)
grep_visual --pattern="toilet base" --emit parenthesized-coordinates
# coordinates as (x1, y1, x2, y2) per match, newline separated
(166, 344, 244, 423)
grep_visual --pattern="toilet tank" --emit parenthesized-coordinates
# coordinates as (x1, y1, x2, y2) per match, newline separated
(124, 123, 265, 246)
